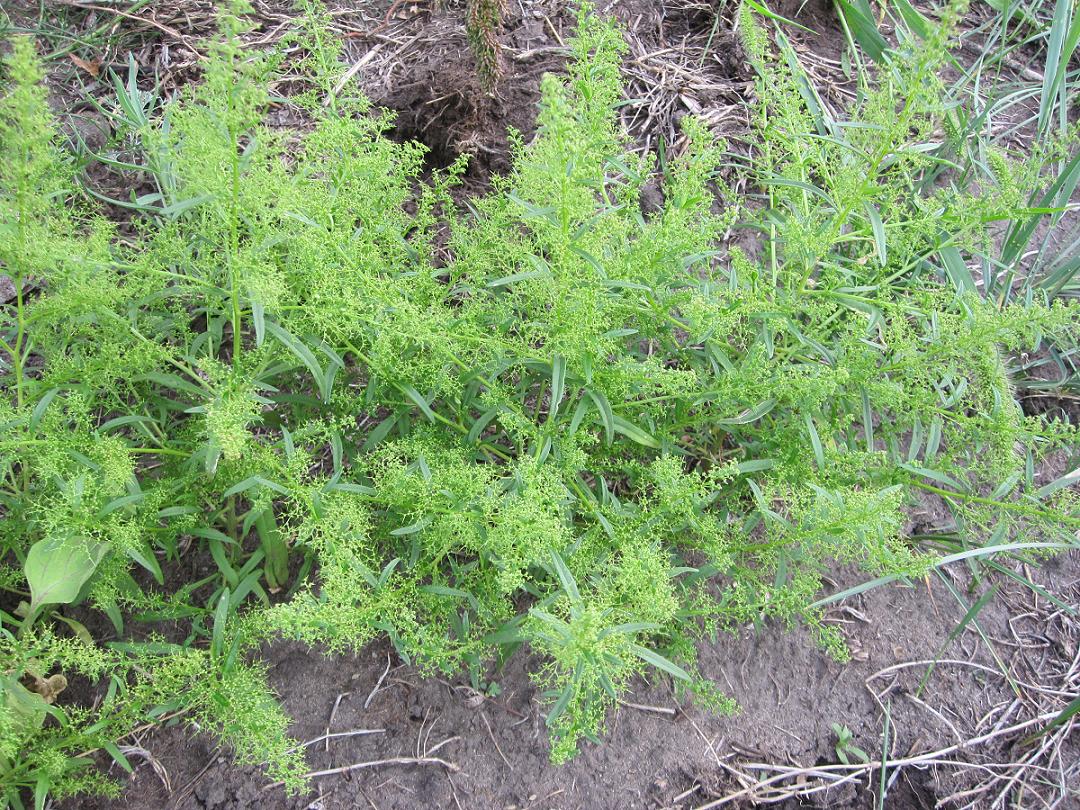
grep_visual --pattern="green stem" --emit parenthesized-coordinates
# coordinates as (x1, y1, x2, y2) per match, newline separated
(227, 47, 243, 369)
(907, 479, 1080, 527)
(13, 284, 25, 412)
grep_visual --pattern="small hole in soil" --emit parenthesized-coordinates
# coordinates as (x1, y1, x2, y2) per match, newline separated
(377, 58, 534, 187)
(1021, 393, 1078, 423)
(379, 62, 496, 181)
(391, 96, 468, 173)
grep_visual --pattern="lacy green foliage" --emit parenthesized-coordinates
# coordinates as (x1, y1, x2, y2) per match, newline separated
(1, 0, 1078, 803)
(0, 627, 305, 803)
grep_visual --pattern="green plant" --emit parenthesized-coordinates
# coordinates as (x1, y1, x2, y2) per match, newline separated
(831, 722, 870, 765)
(466, 0, 506, 92)
(0, 0, 1077, 805)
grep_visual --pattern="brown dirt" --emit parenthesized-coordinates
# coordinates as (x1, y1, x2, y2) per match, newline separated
(71, 555, 1079, 810)
(5, 0, 1078, 807)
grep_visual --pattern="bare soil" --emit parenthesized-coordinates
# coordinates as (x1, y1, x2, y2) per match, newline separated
(75, 556, 1080, 809)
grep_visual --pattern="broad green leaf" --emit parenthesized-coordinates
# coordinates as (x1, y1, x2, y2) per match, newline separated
(25, 535, 109, 611)
(2, 675, 49, 733)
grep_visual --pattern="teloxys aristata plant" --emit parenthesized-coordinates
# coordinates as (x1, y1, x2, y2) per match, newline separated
(0, 0, 1076, 804)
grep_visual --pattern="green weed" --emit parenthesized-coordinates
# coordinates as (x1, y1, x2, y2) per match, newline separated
(0, 0, 1076, 805)
(831, 722, 870, 765)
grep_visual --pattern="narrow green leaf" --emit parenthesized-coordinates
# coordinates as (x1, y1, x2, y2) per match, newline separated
(862, 390, 875, 450)
(864, 202, 886, 266)
(30, 388, 60, 433)
(804, 413, 825, 471)
(265, 321, 330, 402)
(549, 550, 582, 606)
(568, 396, 591, 436)
(488, 255, 553, 287)
(254, 509, 288, 590)
(598, 621, 661, 639)
(743, 0, 816, 31)
(211, 587, 230, 659)
(1037, 0, 1079, 136)
(917, 583, 1000, 696)
(891, 0, 931, 38)
(835, 0, 889, 62)
(611, 414, 660, 449)
(900, 462, 968, 493)
(252, 301, 266, 347)
(586, 389, 615, 444)
(467, 408, 499, 444)
(736, 458, 776, 474)
(98, 493, 144, 517)
(362, 413, 399, 451)
(1023, 696, 1080, 744)
(102, 741, 133, 774)
(550, 354, 566, 420)
(222, 475, 289, 498)
(324, 481, 376, 496)
(629, 643, 691, 681)
(399, 384, 436, 422)
(390, 517, 433, 536)
(938, 245, 976, 294)
(124, 544, 164, 585)
(716, 398, 776, 426)
(546, 679, 576, 727)
(1034, 466, 1079, 500)
(810, 542, 1073, 608)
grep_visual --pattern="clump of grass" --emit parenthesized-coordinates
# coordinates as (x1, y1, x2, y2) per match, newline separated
(0, 0, 1076, 804)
